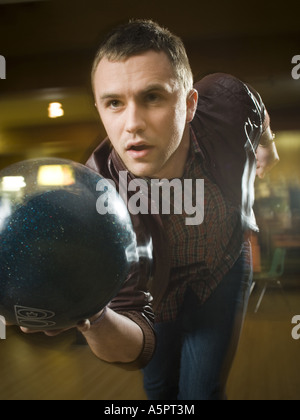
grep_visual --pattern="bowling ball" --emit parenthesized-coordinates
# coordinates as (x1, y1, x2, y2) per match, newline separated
(0, 158, 139, 330)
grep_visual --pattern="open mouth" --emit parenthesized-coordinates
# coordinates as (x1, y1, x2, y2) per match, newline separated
(127, 143, 151, 151)
(129, 145, 147, 151)
(126, 143, 153, 158)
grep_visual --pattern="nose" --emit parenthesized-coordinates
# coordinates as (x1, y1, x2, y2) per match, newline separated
(124, 102, 146, 135)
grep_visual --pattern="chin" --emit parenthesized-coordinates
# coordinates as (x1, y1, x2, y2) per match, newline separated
(127, 163, 159, 179)
(130, 169, 153, 178)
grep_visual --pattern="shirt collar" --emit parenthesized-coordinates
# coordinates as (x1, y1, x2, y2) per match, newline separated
(189, 126, 203, 156)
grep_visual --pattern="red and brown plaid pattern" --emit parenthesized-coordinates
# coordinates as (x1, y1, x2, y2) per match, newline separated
(156, 132, 244, 322)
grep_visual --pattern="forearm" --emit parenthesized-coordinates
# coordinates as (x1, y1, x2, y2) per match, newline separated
(80, 307, 144, 364)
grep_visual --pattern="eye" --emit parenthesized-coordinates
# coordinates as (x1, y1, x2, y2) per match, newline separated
(103, 99, 122, 110)
(145, 92, 161, 103)
(109, 100, 122, 109)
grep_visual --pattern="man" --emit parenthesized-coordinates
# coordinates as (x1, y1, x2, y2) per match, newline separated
(23, 20, 279, 400)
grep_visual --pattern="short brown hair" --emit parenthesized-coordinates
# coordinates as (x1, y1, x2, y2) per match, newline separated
(91, 19, 193, 93)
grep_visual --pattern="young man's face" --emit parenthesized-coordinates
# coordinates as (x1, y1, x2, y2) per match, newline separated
(93, 50, 197, 179)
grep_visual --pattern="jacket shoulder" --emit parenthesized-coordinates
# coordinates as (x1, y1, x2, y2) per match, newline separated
(191, 73, 266, 206)
(194, 73, 244, 94)
(85, 138, 112, 177)
(194, 72, 268, 132)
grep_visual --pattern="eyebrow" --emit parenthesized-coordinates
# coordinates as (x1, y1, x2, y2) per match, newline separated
(98, 83, 175, 102)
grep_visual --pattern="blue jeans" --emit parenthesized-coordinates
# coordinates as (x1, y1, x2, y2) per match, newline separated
(143, 241, 253, 400)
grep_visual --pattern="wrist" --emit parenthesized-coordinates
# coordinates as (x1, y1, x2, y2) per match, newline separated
(90, 307, 108, 326)
(77, 307, 108, 333)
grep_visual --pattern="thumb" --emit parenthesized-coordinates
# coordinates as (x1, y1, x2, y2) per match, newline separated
(77, 319, 91, 333)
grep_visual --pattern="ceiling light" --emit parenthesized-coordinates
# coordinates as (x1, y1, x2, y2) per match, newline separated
(48, 102, 64, 119)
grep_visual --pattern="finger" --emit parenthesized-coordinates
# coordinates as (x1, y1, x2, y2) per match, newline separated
(77, 319, 91, 333)
(20, 327, 43, 334)
(20, 327, 67, 336)
(43, 329, 67, 337)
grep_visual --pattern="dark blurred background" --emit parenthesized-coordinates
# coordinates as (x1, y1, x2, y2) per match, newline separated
(0, 0, 299, 165)
(1, 0, 300, 262)
(0, 0, 299, 400)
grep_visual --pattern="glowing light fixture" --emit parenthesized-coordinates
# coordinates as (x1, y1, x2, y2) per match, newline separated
(48, 102, 64, 119)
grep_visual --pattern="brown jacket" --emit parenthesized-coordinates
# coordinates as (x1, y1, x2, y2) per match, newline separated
(86, 73, 269, 369)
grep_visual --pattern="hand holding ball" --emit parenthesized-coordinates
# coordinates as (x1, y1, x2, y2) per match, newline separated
(0, 158, 138, 330)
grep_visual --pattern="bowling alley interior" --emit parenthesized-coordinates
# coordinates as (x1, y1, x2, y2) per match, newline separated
(0, 0, 300, 400)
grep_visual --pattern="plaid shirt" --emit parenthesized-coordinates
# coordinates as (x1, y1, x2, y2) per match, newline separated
(156, 131, 243, 322)
(86, 73, 268, 366)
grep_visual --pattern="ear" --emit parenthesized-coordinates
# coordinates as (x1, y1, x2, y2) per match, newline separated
(186, 89, 198, 123)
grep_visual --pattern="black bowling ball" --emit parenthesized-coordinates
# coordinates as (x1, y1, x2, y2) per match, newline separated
(0, 158, 138, 330)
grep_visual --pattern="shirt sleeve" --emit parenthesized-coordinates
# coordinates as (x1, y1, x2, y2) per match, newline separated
(107, 258, 156, 370)
(85, 141, 156, 370)
(191, 73, 269, 207)
(243, 82, 270, 134)
(193, 73, 268, 148)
